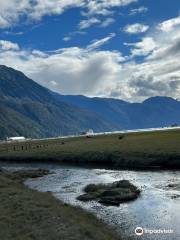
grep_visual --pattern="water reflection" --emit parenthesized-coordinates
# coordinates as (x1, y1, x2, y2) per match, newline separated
(0, 162, 179, 240)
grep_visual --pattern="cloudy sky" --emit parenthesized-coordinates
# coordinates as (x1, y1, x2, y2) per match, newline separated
(0, 0, 180, 102)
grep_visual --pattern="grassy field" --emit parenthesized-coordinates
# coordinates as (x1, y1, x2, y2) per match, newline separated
(0, 129, 180, 169)
(0, 169, 119, 240)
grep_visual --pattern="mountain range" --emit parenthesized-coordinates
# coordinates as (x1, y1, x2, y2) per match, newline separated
(0, 65, 180, 139)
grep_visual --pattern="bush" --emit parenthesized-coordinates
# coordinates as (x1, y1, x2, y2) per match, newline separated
(118, 135, 124, 140)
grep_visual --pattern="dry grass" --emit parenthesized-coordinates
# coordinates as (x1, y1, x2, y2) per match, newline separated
(0, 129, 180, 168)
(0, 171, 119, 240)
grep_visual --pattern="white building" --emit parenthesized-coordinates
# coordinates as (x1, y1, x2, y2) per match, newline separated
(7, 137, 26, 142)
(86, 129, 94, 136)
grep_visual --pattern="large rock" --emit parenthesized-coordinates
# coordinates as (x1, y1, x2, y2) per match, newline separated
(77, 180, 141, 206)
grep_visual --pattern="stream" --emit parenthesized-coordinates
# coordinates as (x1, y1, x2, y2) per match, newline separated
(1, 162, 180, 240)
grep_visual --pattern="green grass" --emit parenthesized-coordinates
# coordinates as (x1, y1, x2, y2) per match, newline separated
(0, 171, 119, 240)
(1, 129, 180, 168)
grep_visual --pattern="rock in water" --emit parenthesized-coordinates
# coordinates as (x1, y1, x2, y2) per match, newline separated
(77, 180, 141, 206)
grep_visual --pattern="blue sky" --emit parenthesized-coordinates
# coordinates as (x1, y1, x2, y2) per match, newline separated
(1, 0, 179, 52)
(0, 0, 180, 101)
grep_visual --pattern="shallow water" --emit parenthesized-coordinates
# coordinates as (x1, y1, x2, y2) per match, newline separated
(1, 162, 180, 240)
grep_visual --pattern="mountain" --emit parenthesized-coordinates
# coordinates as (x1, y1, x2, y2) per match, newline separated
(1, 65, 180, 139)
(0, 65, 114, 139)
(52, 93, 131, 129)
(52, 94, 180, 130)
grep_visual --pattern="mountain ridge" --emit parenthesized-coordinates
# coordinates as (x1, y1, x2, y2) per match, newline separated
(0, 65, 114, 139)
(0, 65, 180, 139)
(52, 92, 180, 130)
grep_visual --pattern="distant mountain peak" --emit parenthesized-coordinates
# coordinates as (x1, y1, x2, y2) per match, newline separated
(143, 96, 178, 104)
(0, 65, 10, 69)
(0, 65, 23, 75)
(0, 65, 52, 102)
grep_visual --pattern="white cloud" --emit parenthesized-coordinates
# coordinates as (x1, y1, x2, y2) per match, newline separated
(1, 15, 180, 102)
(158, 16, 180, 32)
(100, 18, 115, 27)
(0, 15, 9, 28)
(0, 36, 125, 97)
(124, 23, 149, 34)
(129, 6, 148, 15)
(79, 17, 101, 29)
(63, 36, 72, 42)
(79, 16, 114, 30)
(0, 0, 84, 28)
(62, 31, 86, 42)
(125, 37, 157, 57)
(0, 0, 33, 28)
(29, 0, 84, 20)
(0, 40, 19, 50)
(87, 33, 116, 50)
(0, 0, 138, 29)
(4, 31, 24, 36)
(87, 0, 137, 15)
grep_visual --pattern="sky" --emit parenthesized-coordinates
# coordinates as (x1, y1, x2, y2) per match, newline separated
(0, 0, 180, 102)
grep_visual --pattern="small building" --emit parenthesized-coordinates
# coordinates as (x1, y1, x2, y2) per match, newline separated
(7, 136, 26, 142)
(86, 129, 94, 136)
(80, 129, 94, 136)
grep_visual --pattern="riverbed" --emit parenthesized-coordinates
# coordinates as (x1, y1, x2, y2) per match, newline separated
(1, 162, 180, 240)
